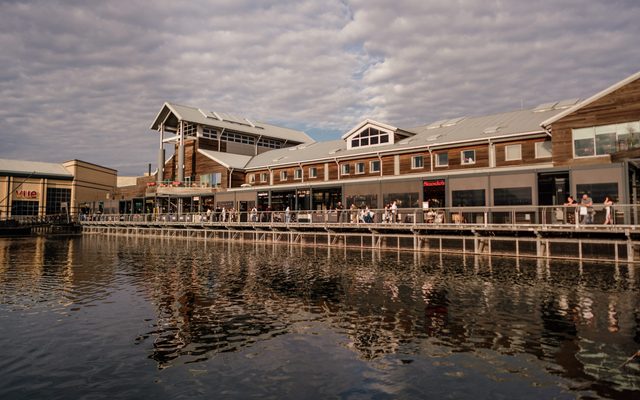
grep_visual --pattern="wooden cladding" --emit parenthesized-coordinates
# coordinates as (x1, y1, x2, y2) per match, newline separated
(495, 139, 551, 167)
(550, 77, 640, 166)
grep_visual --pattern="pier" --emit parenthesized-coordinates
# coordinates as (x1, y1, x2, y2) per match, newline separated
(81, 205, 640, 263)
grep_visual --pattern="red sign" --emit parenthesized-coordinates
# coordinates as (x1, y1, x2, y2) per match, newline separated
(423, 180, 445, 187)
(15, 190, 38, 199)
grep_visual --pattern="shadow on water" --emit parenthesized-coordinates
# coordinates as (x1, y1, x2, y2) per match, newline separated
(1, 236, 639, 399)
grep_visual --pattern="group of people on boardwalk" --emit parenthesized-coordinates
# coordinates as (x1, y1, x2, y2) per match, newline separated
(563, 194, 614, 225)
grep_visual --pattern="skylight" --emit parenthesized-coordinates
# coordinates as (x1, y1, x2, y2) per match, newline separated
(533, 102, 557, 112)
(483, 126, 502, 134)
(442, 116, 465, 127)
(426, 119, 448, 129)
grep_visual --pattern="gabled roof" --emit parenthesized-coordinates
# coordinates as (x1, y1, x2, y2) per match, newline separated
(198, 149, 252, 170)
(244, 106, 563, 170)
(541, 70, 640, 127)
(0, 158, 74, 178)
(150, 102, 314, 144)
(341, 119, 399, 139)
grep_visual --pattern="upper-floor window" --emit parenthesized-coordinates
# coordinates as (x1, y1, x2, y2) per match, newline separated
(258, 138, 284, 149)
(412, 155, 424, 169)
(505, 144, 522, 161)
(294, 168, 303, 180)
(435, 152, 448, 167)
(309, 167, 318, 178)
(341, 164, 350, 175)
(202, 127, 217, 139)
(280, 170, 288, 181)
(535, 141, 552, 158)
(573, 121, 640, 158)
(355, 162, 365, 174)
(260, 172, 268, 183)
(249, 174, 256, 184)
(461, 150, 476, 165)
(350, 127, 390, 149)
(183, 122, 197, 137)
(221, 131, 256, 145)
(370, 160, 381, 173)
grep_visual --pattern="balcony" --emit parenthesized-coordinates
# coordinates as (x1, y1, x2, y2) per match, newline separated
(145, 180, 222, 197)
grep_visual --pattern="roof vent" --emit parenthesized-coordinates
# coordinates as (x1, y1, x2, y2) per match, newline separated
(426, 119, 448, 129)
(442, 116, 465, 127)
(553, 98, 581, 110)
(272, 156, 286, 162)
(399, 138, 415, 145)
(329, 148, 342, 155)
(483, 126, 502, 134)
(427, 134, 443, 141)
(533, 102, 557, 112)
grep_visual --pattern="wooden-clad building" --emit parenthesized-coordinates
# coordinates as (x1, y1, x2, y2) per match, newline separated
(122, 70, 640, 214)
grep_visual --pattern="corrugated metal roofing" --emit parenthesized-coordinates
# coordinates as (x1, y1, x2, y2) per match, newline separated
(198, 149, 252, 170)
(245, 106, 564, 169)
(151, 102, 314, 144)
(0, 158, 73, 178)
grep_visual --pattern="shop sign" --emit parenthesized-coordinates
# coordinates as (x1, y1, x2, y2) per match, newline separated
(423, 179, 445, 187)
(15, 190, 38, 199)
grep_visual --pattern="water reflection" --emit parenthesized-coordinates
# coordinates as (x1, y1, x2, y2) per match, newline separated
(1, 236, 639, 398)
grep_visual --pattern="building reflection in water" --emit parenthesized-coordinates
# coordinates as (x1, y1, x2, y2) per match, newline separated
(1, 236, 639, 396)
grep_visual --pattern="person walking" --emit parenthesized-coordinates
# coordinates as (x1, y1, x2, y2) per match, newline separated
(285, 206, 291, 224)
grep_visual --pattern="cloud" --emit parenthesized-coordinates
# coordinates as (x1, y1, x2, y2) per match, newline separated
(0, 0, 639, 175)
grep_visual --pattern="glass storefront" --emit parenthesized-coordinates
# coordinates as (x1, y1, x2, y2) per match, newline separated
(493, 187, 532, 206)
(311, 187, 341, 210)
(452, 189, 485, 207)
(11, 200, 38, 216)
(383, 192, 419, 208)
(423, 179, 446, 208)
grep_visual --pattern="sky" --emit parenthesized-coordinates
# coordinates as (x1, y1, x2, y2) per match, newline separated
(1, 0, 639, 176)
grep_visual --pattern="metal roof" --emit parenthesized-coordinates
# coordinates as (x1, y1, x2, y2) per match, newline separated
(541, 70, 640, 127)
(245, 106, 564, 169)
(0, 158, 74, 178)
(150, 102, 314, 144)
(198, 149, 252, 170)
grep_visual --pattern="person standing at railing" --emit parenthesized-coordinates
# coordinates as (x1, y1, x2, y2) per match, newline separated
(250, 206, 258, 222)
(564, 196, 577, 224)
(580, 193, 593, 224)
(221, 207, 226, 223)
(603, 195, 614, 225)
(336, 201, 344, 223)
(391, 201, 398, 223)
(285, 206, 291, 224)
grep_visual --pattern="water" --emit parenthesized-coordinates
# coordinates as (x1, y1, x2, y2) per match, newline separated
(0, 236, 639, 399)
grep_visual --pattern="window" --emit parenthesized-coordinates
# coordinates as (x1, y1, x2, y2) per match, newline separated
(504, 144, 522, 161)
(11, 200, 39, 216)
(280, 170, 288, 181)
(46, 188, 71, 215)
(346, 194, 377, 209)
(535, 141, 552, 158)
(258, 138, 284, 149)
(202, 127, 217, 139)
(383, 192, 420, 208)
(200, 173, 222, 187)
(411, 155, 424, 169)
(221, 131, 256, 145)
(341, 164, 350, 175)
(309, 167, 318, 178)
(355, 162, 365, 174)
(249, 174, 256, 184)
(572, 121, 640, 157)
(435, 152, 448, 167)
(493, 187, 532, 206)
(461, 150, 476, 165)
(370, 160, 381, 173)
(576, 183, 618, 203)
(294, 168, 303, 180)
(349, 127, 390, 149)
(260, 172, 268, 183)
(452, 189, 485, 206)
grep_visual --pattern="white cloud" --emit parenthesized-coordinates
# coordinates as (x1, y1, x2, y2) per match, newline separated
(0, 0, 639, 174)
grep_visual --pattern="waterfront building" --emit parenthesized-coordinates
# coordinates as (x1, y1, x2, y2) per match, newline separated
(0, 159, 117, 219)
(117, 71, 640, 221)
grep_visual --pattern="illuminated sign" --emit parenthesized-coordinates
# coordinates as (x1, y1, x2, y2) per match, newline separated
(15, 190, 38, 199)
(423, 179, 445, 187)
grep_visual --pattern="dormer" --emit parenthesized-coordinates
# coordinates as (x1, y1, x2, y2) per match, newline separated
(342, 119, 413, 150)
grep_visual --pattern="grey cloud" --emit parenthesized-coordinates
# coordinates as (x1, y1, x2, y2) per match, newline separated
(0, 0, 638, 175)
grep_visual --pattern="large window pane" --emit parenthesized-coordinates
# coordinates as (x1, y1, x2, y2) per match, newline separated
(493, 187, 532, 206)
(595, 132, 616, 155)
(452, 189, 485, 206)
(576, 182, 618, 203)
(46, 188, 71, 215)
(383, 192, 419, 208)
(574, 138, 595, 157)
(535, 141, 552, 158)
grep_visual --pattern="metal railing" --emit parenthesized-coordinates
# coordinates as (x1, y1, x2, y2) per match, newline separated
(81, 204, 639, 228)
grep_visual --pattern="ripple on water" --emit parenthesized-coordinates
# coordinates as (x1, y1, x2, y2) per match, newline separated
(1, 236, 639, 399)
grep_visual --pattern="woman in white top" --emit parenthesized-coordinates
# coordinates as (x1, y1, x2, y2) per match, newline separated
(603, 195, 614, 225)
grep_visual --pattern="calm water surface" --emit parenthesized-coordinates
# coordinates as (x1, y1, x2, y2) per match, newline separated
(0, 236, 639, 399)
